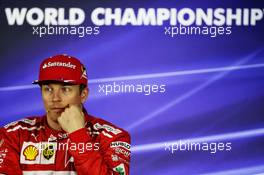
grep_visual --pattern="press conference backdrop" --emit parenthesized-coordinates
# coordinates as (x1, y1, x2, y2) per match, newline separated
(1, 1, 264, 174)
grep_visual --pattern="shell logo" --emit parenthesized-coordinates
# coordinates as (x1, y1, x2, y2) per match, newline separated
(23, 145, 39, 161)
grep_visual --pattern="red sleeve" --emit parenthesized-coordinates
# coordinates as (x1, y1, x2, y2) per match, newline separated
(0, 128, 22, 175)
(68, 128, 130, 175)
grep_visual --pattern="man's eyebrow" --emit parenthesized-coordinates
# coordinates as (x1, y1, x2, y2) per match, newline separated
(62, 84, 74, 86)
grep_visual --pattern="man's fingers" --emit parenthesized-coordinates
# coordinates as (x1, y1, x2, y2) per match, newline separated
(57, 104, 85, 133)
(68, 104, 83, 113)
(65, 104, 70, 109)
(57, 116, 62, 124)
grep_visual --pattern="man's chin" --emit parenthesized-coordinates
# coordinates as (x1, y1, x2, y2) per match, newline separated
(48, 112, 62, 120)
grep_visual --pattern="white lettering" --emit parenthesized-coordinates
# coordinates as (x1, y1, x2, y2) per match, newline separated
(251, 8, 263, 25)
(91, 8, 264, 26)
(5, 7, 85, 26)
(43, 62, 76, 69)
(5, 8, 27, 25)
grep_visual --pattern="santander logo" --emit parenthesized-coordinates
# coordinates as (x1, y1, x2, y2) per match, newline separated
(42, 61, 76, 69)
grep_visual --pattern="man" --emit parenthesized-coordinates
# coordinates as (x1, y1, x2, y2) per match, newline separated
(0, 55, 130, 175)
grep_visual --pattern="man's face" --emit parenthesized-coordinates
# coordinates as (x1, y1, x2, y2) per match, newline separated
(41, 83, 88, 122)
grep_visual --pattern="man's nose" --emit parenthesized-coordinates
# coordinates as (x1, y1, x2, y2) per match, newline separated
(52, 90, 62, 102)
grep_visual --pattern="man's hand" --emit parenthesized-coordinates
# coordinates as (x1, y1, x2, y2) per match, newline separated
(57, 105, 85, 133)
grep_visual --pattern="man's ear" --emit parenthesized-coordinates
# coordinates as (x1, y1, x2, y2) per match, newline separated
(81, 87, 89, 103)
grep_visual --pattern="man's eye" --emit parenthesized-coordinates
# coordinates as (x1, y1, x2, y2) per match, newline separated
(62, 87, 71, 92)
(44, 87, 52, 92)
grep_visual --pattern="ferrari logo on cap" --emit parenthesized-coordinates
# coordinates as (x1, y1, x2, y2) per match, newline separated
(81, 65, 87, 79)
